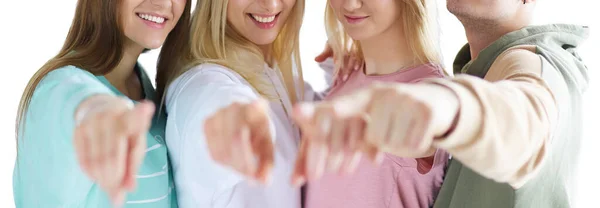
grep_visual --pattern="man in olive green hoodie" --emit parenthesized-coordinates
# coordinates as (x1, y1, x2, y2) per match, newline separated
(431, 0, 589, 207)
(298, 0, 590, 207)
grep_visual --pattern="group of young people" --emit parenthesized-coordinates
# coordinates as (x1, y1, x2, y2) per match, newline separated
(13, 0, 589, 208)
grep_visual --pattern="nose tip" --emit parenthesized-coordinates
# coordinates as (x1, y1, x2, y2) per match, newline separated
(343, 0, 362, 11)
(149, 0, 173, 8)
(259, 0, 282, 14)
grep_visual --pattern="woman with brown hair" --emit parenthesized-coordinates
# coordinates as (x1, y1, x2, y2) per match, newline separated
(13, 0, 190, 207)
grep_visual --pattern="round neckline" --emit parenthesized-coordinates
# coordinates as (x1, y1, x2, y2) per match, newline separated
(96, 64, 150, 102)
(359, 63, 437, 79)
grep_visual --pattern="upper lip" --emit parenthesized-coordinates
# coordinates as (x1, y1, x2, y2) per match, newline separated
(136, 12, 171, 21)
(249, 12, 281, 17)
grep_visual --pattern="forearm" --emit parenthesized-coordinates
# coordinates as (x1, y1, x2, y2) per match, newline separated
(427, 72, 557, 188)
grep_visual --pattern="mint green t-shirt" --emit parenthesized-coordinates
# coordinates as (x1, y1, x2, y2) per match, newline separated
(13, 65, 177, 207)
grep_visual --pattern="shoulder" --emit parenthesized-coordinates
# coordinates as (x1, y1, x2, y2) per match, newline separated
(40, 65, 98, 85)
(495, 46, 542, 72)
(168, 63, 248, 92)
(487, 46, 543, 80)
(165, 63, 258, 109)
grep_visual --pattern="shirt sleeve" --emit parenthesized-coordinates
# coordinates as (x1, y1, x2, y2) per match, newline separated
(425, 47, 559, 188)
(16, 66, 115, 206)
(165, 66, 276, 207)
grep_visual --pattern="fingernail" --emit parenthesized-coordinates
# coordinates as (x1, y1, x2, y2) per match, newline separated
(354, 65, 360, 71)
(343, 74, 349, 81)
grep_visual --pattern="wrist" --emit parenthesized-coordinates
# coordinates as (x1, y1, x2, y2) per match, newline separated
(421, 84, 460, 138)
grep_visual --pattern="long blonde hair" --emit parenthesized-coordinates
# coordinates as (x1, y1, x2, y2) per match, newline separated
(15, 0, 192, 139)
(156, 0, 306, 104)
(325, 0, 442, 75)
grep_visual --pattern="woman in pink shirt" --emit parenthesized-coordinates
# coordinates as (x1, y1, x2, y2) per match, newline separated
(295, 0, 449, 207)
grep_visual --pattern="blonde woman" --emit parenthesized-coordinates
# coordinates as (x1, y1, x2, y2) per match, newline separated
(155, 0, 327, 207)
(292, 0, 449, 207)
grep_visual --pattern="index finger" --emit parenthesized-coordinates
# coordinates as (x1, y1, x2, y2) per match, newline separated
(291, 139, 309, 186)
(121, 101, 154, 190)
(244, 100, 274, 183)
(252, 134, 274, 183)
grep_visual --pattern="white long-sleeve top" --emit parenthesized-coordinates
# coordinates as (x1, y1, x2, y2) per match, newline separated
(165, 60, 333, 208)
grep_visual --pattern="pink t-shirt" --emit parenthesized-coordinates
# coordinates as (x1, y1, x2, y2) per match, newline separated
(305, 63, 450, 208)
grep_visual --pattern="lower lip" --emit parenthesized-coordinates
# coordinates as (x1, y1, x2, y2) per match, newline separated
(249, 14, 279, 29)
(345, 16, 368, 24)
(139, 16, 166, 29)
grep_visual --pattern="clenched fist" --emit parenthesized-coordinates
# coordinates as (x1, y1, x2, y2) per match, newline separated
(292, 83, 459, 184)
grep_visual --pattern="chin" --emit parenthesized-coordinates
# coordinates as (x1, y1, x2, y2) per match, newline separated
(250, 36, 278, 46)
(142, 40, 165, 50)
(446, 1, 469, 16)
(347, 31, 370, 41)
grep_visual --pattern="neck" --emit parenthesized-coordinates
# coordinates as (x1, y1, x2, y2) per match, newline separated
(104, 41, 144, 98)
(259, 45, 274, 68)
(462, 15, 531, 60)
(360, 23, 418, 76)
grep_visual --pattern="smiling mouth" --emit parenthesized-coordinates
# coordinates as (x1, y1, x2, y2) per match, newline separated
(247, 13, 280, 24)
(136, 13, 168, 24)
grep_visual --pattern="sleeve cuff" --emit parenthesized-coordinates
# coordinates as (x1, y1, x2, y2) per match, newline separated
(423, 77, 484, 150)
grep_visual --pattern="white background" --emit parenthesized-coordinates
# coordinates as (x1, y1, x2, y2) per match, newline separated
(1, 0, 598, 207)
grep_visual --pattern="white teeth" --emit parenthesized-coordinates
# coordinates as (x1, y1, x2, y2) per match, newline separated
(251, 14, 276, 23)
(138, 13, 165, 24)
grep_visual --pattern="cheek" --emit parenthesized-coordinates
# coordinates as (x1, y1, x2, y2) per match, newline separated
(286, 0, 297, 7)
(329, 0, 342, 9)
(226, 5, 246, 33)
(172, 0, 187, 21)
